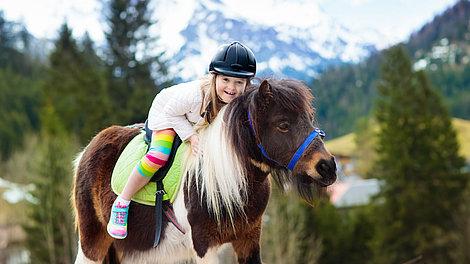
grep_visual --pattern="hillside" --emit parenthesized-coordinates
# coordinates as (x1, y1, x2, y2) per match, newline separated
(325, 118, 470, 161)
(313, 0, 470, 138)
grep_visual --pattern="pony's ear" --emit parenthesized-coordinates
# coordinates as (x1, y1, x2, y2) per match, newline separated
(257, 80, 273, 109)
(259, 80, 272, 97)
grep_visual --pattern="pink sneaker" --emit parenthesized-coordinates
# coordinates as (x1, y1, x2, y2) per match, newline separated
(107, 201, 129, 239)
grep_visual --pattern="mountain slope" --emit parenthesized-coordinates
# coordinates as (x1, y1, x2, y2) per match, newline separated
(313, 0, 470, 138)
(408, 0, 470, 54)
(167, 0, 377, 81)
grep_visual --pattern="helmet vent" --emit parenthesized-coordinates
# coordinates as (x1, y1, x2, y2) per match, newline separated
(230, 63, 243, 70)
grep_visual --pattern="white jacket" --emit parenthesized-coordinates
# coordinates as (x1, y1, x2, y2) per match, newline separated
(147, 80, 203, 141)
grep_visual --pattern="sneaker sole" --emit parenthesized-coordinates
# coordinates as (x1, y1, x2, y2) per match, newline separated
(107, 224, 127, 239)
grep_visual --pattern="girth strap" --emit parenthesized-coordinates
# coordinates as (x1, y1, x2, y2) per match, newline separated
(153, 180, 165, 247)
(153, 181, 187, 247)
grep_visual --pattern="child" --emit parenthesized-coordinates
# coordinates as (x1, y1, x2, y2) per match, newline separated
(107, 41, 257, 239)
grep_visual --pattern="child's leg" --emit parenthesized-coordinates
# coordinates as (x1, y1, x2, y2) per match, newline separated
(107, 129, 176, 239)
(121, 129, 176, 198)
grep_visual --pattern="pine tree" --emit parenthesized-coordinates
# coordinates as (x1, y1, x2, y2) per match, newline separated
(43, 23, 111, 143)
(0, 69, 39, 159)
(0, 13, 41, 159)
(103, 0, 171, 124)
(354, 116, 378, 177)
(76, 33, 113, 141)
(457, 184, 470, 263)
(0, 11, 38, 76)
(371, 45, 467, 263)
(23, 103, 77, 264)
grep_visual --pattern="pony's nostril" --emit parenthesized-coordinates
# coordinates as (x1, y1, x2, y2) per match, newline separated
(329, 157, 337, 172)
(318, 159, 335, 173)
(315, 158, 337, 185)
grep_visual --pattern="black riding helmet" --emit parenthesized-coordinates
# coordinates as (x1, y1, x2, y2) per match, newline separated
(209, 41, 256, 78)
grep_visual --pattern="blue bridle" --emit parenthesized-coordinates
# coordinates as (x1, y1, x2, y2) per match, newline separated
(248, 111, 326, 171)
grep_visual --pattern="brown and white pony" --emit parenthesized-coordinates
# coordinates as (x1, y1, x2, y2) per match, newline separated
(72, 79, 337, 264)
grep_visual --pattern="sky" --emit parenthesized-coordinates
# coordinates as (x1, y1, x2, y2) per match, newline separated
(0, 0, 460, 50)
(320, 0, 459, 43)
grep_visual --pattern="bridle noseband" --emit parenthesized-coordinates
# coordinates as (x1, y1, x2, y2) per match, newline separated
(247, 111, 325, 171)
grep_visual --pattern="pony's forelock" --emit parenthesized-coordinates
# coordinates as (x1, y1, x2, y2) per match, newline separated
(273, 79, 314, 118)
(183, 107, 248, 227)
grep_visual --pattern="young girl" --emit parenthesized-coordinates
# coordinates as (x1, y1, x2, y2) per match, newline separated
(107, 41, 257, 239)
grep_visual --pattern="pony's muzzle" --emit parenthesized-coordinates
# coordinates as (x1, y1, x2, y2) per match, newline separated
(315, 157, 337, 186)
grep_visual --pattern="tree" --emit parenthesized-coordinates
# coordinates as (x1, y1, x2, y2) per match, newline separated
(261, 186, 322, 264)
(103, 0, 171, 124)
(23, 103, 77, 263)
(75, 32, 113, 141)
(314, 203, 375, 264)
(0, 11, 37, 76)
(456, 183, 470, 263)
(262, 187, 375, 264)
(371, 45, 467, 263)
(354, 116, 378, 177)
(0, 68, 40, 160)
(0, 13, 42, 159)
(42, 23, 111, 143)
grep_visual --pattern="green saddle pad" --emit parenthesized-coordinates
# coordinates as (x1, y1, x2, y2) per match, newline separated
(111, 132, 186, 206)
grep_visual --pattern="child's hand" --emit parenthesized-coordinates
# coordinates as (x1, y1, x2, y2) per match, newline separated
(188, 134, 199, 156)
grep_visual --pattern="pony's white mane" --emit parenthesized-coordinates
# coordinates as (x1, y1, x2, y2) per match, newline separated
(182, 107, 247, 226)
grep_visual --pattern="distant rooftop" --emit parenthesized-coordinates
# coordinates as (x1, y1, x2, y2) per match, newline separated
(329, 175, 381, 208)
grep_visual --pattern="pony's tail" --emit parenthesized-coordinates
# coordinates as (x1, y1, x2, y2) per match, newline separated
(71, 149, 86, 231)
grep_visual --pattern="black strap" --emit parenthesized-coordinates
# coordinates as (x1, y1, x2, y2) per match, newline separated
(143, 119, 182, 247)
(153, 180, 165, 247)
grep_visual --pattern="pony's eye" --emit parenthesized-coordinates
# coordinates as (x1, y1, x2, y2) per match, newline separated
(277, 122, 290, 132)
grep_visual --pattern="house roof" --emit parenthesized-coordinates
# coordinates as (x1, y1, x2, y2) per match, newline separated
(329, 176, 381, 208)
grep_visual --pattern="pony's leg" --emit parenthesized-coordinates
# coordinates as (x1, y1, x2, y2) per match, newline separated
(74, 188, 114, 261)
(232, 221, 263, 264)
(232, 239, 262, 264)
(75, 241, 102, 264)
(194, 246, 219, 264)
(75, 229, 114, 263)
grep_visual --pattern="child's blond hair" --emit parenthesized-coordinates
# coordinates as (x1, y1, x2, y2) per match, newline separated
(198, 74, 250, 128)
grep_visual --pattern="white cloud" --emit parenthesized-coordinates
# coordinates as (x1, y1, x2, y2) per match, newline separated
(1, 0, 103, 41)
(220, 0, 327, 28)
(152, 0, 197, 55)
(351, 0, 373, 6)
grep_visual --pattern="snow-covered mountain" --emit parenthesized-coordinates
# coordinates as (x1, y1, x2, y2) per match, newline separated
(155, 0, 380, 82)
